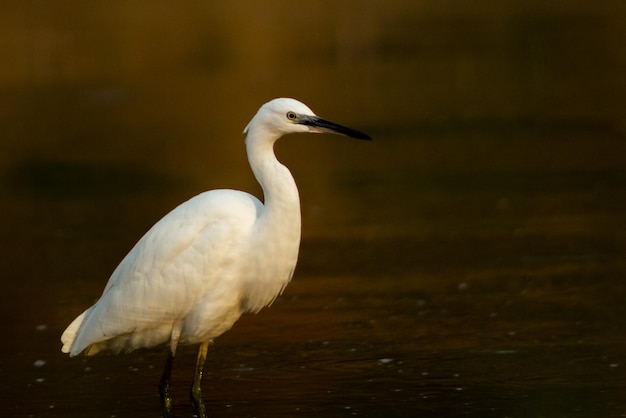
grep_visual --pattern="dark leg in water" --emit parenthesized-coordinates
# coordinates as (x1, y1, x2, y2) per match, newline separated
(190, 341, 209, 418)
(159, 351, 174, 418)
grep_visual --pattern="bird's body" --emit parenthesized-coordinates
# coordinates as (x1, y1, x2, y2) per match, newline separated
(61, 98, 370, 417)
(62, 188, 298, 356)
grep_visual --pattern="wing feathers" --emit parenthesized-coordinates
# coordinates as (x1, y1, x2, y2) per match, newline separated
(62, 190, 262, 355)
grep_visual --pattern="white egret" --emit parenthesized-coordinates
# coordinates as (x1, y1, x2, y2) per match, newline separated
(61, 98, 371, 417)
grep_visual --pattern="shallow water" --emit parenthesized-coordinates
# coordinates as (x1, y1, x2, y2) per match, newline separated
(2, 2, 626, 417)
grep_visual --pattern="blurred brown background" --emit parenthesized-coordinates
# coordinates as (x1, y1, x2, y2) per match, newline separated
(1, 1, 625, 417)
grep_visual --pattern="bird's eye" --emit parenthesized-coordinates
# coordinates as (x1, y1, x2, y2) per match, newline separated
(286, 111, 297, 120)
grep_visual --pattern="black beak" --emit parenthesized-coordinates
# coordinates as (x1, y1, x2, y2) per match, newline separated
(299, 115, 372, 140)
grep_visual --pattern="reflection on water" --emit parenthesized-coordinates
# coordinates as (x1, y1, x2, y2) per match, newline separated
(2, 1, 626, 417)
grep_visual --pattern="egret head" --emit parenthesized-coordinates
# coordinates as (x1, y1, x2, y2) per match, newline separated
(244, 98, 371, 141)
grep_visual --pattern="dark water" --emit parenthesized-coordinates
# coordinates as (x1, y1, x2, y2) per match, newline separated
(2, 2, 626, 417)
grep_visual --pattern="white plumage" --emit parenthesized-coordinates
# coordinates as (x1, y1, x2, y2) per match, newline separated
(61, 97, 370, 418)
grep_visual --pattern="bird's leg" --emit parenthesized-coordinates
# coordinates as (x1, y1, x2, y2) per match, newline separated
(190, 341, 209, 418)
(159, 351, 174, 418)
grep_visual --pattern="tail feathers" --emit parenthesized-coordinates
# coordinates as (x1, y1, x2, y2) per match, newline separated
(61, 308, 176, 356)
(61, 310, 87, 356)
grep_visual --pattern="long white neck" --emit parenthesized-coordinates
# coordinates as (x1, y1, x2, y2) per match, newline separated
(242, 126, 302, 312)
(245, 127, 301, 233)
